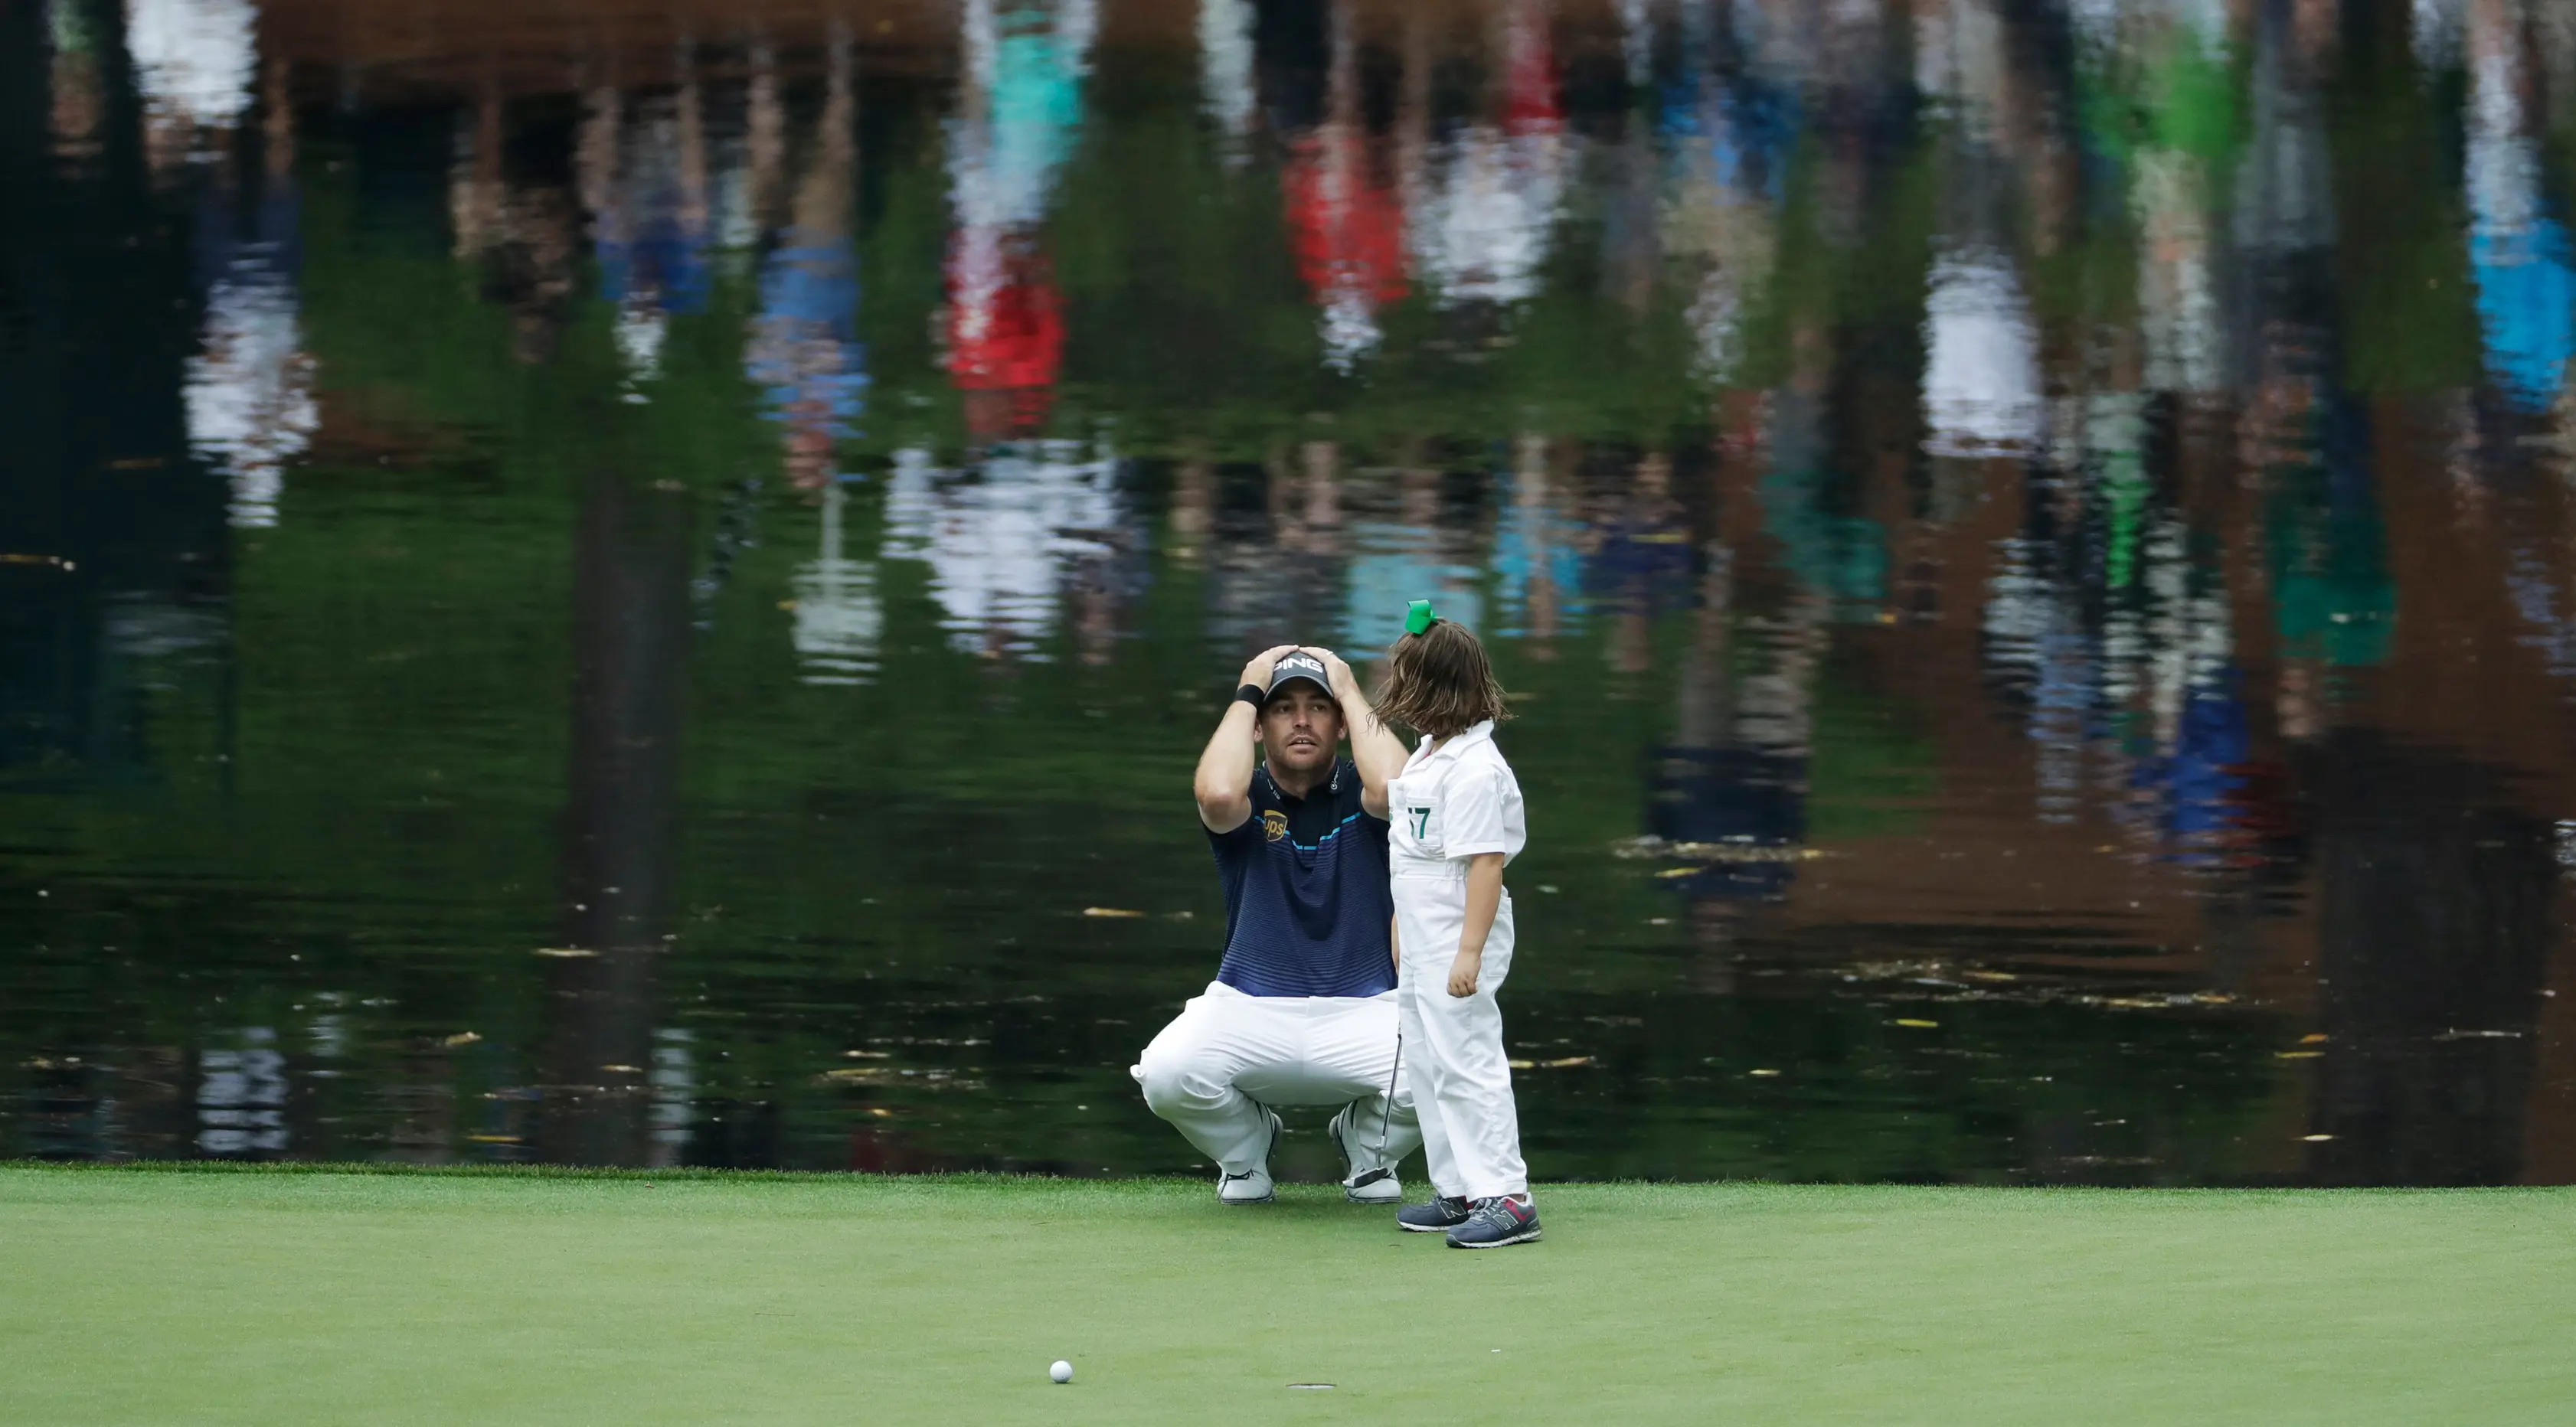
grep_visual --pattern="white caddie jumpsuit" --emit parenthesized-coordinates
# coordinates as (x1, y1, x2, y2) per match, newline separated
(1386, 720, 1530, 1202)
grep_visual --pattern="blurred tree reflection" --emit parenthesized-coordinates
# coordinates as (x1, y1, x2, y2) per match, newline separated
(2305, 734, 2553, 1184)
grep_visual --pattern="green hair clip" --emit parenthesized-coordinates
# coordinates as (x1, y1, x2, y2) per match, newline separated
(1404, 599, 1439, 636)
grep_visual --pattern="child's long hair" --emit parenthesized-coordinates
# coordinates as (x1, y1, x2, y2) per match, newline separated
(1375, 619, 1510, 738)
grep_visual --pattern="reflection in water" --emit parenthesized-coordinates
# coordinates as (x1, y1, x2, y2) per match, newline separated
(198, 1030, 287, 1155)
(126, 0, 257, 171)
(1284, 0, 1405, 370)
(2308, 737, 2553, 1184)
(47, 0, 106, 160)
(1198, 0, 1258, 158)
(1922, 251, 2041, 459)
(1344, 459, 1486, 652)
(594, 53, 715, 394)
(543, 469, 691, 1167)
(792, 484, 881, 685)
(884, 442, 1128, 660)
(6, 0, 2576, 1185)
(946, 0, 1091, 444)
(2463, 0, 2575, 411)
(1654, 544, 1823, 991)
(1916, 0, 2042, 458)
(1492, 436, 1584, 645)
(750, 30, 868, 488)
(186, 60, 311, 528)
(1412, 0, 1565, 309)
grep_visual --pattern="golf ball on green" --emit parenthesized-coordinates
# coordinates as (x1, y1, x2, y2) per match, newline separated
(1049, 1360, 1074, 1384)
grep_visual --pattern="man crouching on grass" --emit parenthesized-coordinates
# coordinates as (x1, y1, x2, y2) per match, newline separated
(1131, 646, 1421, 1204)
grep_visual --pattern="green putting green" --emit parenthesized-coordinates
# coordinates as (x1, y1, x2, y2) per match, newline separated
(2, 1166, 2570, 1425)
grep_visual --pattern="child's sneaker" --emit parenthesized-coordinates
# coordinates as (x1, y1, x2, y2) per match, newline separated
(1445, 1195, 1541, 1248)
(1396, 1194, 1473, 1233)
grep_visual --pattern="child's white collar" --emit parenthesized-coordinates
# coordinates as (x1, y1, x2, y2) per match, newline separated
(1412, 720, 1497, 762)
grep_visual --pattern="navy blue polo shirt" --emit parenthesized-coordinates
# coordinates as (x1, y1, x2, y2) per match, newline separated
(1207, 758, 1396, 998)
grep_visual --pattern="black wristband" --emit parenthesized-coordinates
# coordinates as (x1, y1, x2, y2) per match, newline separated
(1234, 683, 1267, 708)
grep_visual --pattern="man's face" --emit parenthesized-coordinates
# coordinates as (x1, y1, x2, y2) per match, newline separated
(1259, 683, 1343, 776)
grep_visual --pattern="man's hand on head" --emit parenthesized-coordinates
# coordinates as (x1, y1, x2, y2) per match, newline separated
(1313, 648, 1362, 703)
(1201, 645, 1297, 832)
(1239, 644, 1298, 692)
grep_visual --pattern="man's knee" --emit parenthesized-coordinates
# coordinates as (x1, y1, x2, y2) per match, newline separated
(1136, 1043, 1228, 1118)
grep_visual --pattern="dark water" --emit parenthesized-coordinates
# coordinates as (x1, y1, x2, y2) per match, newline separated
(7, 0, 2576, 1186)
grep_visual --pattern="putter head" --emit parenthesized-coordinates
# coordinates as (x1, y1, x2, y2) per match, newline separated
(1348, 1166, 1394, 1189)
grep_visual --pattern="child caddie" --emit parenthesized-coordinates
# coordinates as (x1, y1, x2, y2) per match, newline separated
(1375, 602, 1541, 1248)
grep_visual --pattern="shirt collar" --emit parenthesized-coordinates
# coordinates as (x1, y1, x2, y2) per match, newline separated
(1413, 720, 1496, 764)
(1263, 757, 1346, 802)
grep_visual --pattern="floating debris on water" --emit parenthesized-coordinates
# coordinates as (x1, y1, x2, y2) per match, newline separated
(1613, 835, 1822, 864)
(819, 1066, 985, 1091)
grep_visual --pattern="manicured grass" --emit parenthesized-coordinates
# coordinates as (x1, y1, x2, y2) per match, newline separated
(2, 1165, 2571, 1425)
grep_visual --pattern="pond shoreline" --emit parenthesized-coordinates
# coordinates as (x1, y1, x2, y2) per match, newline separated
(5, 1158, 2565, 1197)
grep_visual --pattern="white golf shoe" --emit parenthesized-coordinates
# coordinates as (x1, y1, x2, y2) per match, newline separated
(1329, 1103, 1404, 1204)
(1218, 1110, 1283, 1205)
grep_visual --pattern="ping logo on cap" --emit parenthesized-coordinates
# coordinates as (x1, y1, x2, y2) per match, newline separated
(1267, 651, 1330, 694)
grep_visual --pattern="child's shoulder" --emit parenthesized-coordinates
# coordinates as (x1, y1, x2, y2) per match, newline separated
(1466, 737, 1522, 785)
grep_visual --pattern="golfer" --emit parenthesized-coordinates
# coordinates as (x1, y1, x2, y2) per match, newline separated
(1131, 645, 1421, 1204)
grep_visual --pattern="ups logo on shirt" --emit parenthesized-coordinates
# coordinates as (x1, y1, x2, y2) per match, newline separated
(1261, 810, 1290, 842)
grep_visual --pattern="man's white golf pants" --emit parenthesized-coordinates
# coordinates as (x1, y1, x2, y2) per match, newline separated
(1395, 867, 1528, 1201)
(1133, 982, 1420, 1177)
